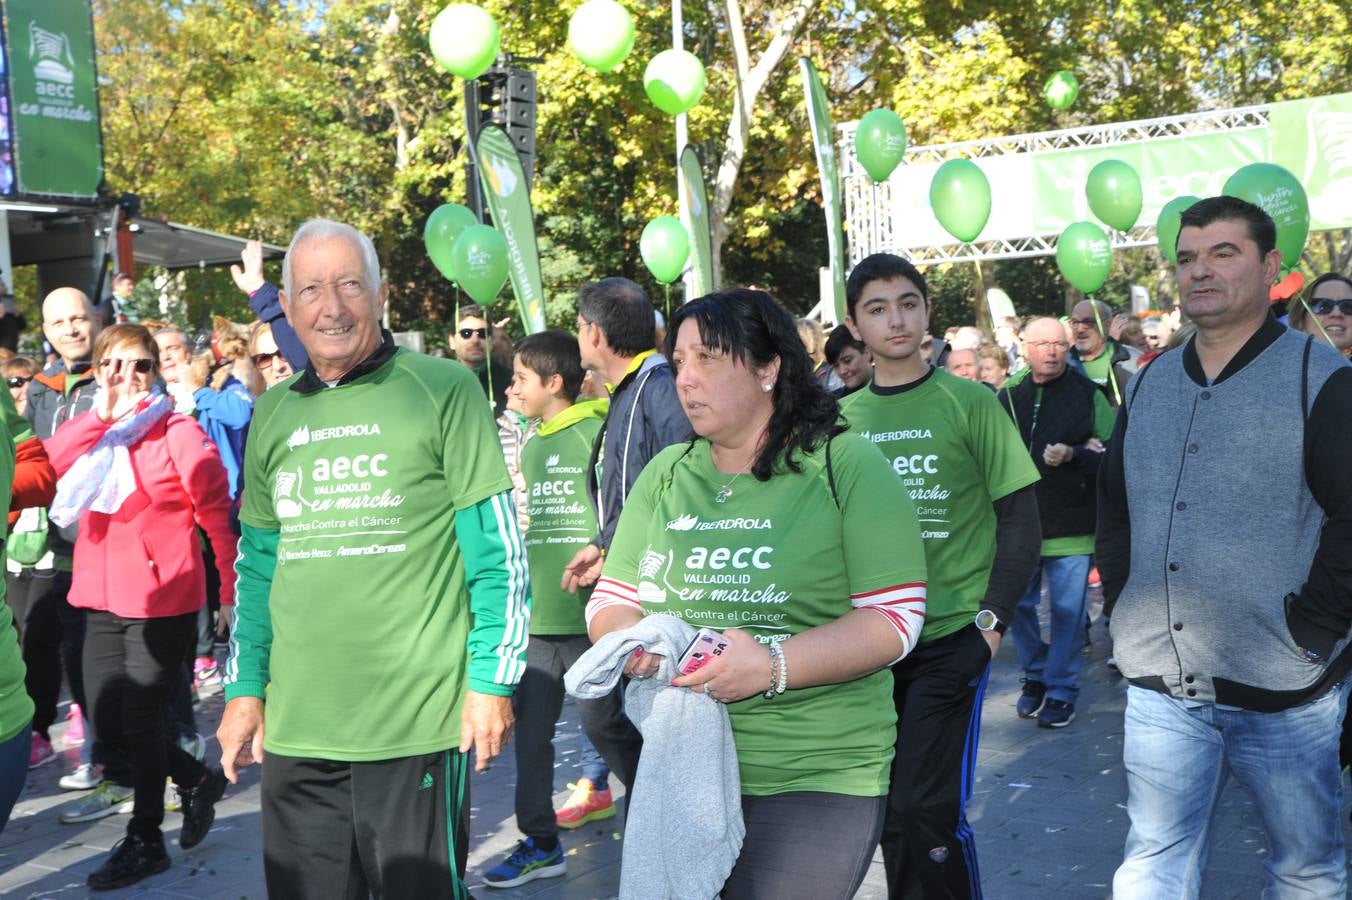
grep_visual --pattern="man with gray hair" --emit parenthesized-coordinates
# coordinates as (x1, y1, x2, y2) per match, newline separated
(1068, 298, 1140, 406)
(1099, 196, 1352, 896)
(218, 219, 530, 899)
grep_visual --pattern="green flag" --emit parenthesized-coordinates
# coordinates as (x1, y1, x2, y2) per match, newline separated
(679, 145, 714, 297)
(800, 57, 847, 322)
(3, 0, 103, 197)
(475, 125, 547, 334)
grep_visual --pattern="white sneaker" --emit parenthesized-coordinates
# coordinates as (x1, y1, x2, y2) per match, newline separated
(59, 781, 134, 823)
(164, 778, 180, 812)
(59, 763, 105, 791)
(179, 733, 206, 761)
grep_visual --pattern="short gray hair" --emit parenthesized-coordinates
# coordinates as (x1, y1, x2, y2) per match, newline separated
(281, 219, 383, 299)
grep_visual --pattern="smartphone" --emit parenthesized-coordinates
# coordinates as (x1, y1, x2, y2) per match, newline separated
(675, 627, 730, 676)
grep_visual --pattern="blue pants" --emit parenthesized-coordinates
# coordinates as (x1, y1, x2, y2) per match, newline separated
(0, 722, 31, 834)
(1115, 683, 1350, 899)
(1010, 554, 1090, 703)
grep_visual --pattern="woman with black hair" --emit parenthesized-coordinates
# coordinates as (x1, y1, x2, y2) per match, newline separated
(586, 289, 929, 898)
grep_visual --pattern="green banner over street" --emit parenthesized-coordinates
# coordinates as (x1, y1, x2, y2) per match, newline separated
(800, 57, 847, 323)
(3, 0, 102, 198)
(475, 125, 547, 334)
(679, 145, 714, 298)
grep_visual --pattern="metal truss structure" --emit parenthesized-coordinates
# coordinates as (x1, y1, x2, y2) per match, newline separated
(838, 103, 1273, 265)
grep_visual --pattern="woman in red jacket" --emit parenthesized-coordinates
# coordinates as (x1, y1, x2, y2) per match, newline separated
(45, 324, 236, 891)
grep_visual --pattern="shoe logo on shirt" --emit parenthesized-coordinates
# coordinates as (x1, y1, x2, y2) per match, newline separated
(419, 773, 434, 791)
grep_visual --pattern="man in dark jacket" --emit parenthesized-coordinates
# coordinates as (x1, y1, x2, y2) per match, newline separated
(563, 277, 690, 593)
(999, 317, 1115, 728)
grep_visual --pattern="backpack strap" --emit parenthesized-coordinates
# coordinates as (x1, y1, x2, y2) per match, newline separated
(1301, 333, 1313, 426)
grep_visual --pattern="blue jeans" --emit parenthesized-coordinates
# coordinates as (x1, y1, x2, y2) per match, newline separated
(578, 726, 611, 786)
(1115, 683, 1350, 899)
(1010, 554, 1090, 703)
(0, 722, 31, 834)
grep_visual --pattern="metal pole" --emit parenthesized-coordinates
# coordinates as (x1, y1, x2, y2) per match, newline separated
(673, 0, 695, 305)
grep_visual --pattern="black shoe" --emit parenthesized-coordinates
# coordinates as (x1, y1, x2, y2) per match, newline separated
(178, 766, 228, 849)
(1038, 698, 1076, 728)
(87, 832, 170, 890)
(1016, 679, 1046, 718)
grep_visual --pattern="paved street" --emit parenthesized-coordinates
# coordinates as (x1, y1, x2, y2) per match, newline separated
(2, 592, 1348, 898)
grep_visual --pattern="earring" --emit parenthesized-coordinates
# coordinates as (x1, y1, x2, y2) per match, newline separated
(762, 382, 774, 393)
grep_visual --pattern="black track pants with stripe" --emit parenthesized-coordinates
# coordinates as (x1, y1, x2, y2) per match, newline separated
(262, 748, 471, 900)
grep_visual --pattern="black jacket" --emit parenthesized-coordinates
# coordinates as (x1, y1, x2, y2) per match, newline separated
(998, 368, 1103, 540)
(25, 360, 99, 558)
(586, 354, 690, 551)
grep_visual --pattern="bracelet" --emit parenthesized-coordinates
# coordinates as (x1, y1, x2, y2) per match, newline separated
(764, 644, 779, 699)
(774, 643, 789, 695)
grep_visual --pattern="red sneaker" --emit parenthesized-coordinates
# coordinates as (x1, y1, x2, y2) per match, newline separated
(555, 778, 616, 829)
(65, 703, 86, 746)
(1087, 567, 1101, 588)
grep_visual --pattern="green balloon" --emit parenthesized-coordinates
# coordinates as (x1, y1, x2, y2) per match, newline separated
(1044, 71, 1079, 110)
(1155, 195, 1200, 264)
(854, 109, 908, 183)
(1056, 221, 1113, 294)
(1222, 162, 1310, 269)
(568, 0, 635, 73)
(424, 204, 479, 281)
(640, 216, 689, 284)
(449, 224, 509, 303)
(1086, 159, 1143, 232)
(429, 4, 500, 80)
(643, 50, 707, 116)
(929, 159, 991, 243)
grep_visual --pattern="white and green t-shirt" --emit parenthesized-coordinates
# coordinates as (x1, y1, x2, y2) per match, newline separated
(840, 368, 1040, 643)
(237, 348, 522, 761)
(590, 434, 927, 797)
(521, 401, 604, 635)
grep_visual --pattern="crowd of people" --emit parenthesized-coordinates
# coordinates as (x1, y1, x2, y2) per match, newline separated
(0, 195, 1348, 899)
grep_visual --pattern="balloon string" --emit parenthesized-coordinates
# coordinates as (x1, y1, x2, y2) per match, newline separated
(1089, 297, 1123, 407)
(664, 283, 671, 324)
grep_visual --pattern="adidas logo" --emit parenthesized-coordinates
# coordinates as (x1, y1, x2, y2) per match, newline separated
(666, 513, 698, 531)
(546, 454, 560, 467)
(419, 773, 434, 791)
(287, 424, 311, 450)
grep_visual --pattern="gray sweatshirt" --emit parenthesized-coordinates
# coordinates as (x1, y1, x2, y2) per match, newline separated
(566, 614, 744, 899)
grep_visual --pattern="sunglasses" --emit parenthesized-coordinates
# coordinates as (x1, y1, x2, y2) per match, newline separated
(458, 327, 489, 340)
(252, 351, 283, 370)
(6, 375, 31, 389)
(1311, 298, 1352, 316)
(99, 358, 154, 374)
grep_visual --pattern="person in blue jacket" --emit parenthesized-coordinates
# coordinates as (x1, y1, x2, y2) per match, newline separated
(230, 239, 308, 373)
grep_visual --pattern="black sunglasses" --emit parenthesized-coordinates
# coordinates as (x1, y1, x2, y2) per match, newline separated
(6, 375, 31, 389)
(1311, 298, 1352, 316)
(458, 327, 489, 340)
(99, 358, 154, 374)
(252, 351, 282, 370)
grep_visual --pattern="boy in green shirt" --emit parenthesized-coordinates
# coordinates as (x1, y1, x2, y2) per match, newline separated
(483, 331, 642, 889)
(840, 253, 1041, 898)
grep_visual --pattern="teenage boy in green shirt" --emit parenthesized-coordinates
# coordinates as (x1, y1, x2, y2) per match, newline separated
(840, 253, 1042, 899)
(483, 331, 642, 889)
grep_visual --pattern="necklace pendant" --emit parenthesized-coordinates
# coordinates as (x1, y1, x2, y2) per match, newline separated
(714, 485, 732, 503)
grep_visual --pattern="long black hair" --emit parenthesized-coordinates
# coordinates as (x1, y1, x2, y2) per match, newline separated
(665, 289, 843, 481)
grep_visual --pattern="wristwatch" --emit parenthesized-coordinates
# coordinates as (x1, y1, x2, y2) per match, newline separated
(975, 609, 1006, 635)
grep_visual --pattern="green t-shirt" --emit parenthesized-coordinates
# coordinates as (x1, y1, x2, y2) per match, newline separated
(601, 434, 927, 797)
(840, 368, 1040, 642)
(1079, 347, 1113, 386)
(521, 402, 604, 635)
(240, 349, 514, 760)
(0, 392, 26, 743)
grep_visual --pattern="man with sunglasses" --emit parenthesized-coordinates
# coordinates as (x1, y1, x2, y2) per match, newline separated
(451, 304, 512, 416)
(1067, 299, 1141, 407)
